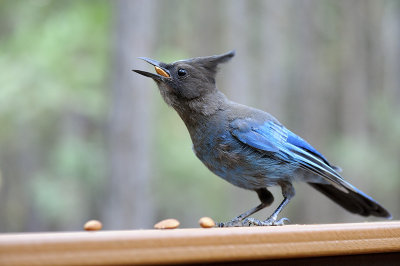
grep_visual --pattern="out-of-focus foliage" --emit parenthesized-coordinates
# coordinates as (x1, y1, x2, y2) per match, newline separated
(0, 0, 110, 231)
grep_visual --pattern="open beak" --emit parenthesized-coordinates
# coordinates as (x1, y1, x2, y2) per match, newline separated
(132, 57, 171, 80)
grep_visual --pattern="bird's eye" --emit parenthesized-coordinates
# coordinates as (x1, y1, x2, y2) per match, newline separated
(178, 68, 187, 77)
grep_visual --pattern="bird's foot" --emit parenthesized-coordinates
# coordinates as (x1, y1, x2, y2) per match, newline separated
(244, 217, 290, 226)
(216, 218, 250, 227)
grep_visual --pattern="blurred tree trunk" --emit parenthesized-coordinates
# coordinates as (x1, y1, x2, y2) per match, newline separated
(190, 0, 223, 56)
(104, 0, 157, 229)
(290, 0, 330, 145)
(381, 0, 400, 217)
(257, 0, 289, 120)
(223, 0, 252, 105)
(382, 0, 400, 103)
(338, 0, 368, 139)
(0, 124, 39, 232)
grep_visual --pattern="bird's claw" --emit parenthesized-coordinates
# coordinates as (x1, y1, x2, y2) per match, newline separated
(216, 218, 250, 227)
(244, 217, 290, 226)
(217, 217, 290, 227)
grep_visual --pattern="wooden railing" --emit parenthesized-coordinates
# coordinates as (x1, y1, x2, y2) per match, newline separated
(1, 221, 400, 265)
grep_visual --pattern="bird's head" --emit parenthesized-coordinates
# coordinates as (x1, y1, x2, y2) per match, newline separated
(133, 51, 235, 108)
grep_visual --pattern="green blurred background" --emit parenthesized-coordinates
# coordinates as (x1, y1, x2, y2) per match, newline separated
(1, 0, 399, 232)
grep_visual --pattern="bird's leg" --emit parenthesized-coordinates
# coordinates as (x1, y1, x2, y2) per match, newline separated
(217, 188, 274, 227)
(245, 197, 290, 226)
(246, 182, 294, 226)
(217, 202, 266, 227)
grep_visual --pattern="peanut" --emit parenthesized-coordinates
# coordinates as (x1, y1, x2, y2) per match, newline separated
(84, 220, 102, 231)
(154, 218, 180, 229)
(155, 66, 170, 78)
(199, 217, 215, 228)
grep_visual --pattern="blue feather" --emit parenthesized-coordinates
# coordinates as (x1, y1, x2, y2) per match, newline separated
(231, 119, 350, 191)
(286, 131, 329, 164)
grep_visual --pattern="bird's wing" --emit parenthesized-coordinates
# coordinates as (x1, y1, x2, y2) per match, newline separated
(229, 119, 281, 153)
(230, 118, 353, 191)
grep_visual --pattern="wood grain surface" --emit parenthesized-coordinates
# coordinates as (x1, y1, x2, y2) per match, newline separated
(1, 221, 400, 265)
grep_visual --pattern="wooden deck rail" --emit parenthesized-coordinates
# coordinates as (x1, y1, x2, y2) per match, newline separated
(1, 221, 400, 265)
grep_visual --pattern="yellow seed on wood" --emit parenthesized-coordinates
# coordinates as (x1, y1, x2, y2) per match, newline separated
(155, 66, 170, 78)
(154, 218, 180, 229)
(199, 217, 215, 228)
(84, 220, 102, 231)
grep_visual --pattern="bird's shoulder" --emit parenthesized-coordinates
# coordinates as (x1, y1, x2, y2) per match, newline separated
(221, 102, 286, 153)
(223, 101, 280, 127)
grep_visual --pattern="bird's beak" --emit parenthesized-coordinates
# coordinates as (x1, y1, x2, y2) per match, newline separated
(132, 57, 171, 80)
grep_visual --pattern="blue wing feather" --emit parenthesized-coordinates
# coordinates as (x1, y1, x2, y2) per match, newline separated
(286, 131, 329, 164)
(230, 119, 352, 191)
(231, 128, 278, 152)
(230, 118, 280, 153)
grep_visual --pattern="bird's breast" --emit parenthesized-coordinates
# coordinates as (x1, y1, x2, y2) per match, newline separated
(192, 129, 237, 171)
(192, 130, 282, 189)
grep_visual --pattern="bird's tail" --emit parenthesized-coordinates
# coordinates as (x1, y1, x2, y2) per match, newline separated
(308, 182, 391, 218)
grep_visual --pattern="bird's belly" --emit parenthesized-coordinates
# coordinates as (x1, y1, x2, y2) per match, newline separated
(193, 139, 294, 190)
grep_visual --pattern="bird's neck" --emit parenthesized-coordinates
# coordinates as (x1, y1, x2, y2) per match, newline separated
(175, 90, 227, 130)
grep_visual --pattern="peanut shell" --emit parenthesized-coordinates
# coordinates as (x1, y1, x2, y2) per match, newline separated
(199, 217, 216, 228)
(154, 218, 180, 229)
(84, 220, 102, 231)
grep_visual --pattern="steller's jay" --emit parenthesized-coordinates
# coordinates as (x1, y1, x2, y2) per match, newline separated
(133, 51, 391, 226)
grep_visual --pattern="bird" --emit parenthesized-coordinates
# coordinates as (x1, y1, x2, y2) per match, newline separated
(133, 51, 391, 226)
